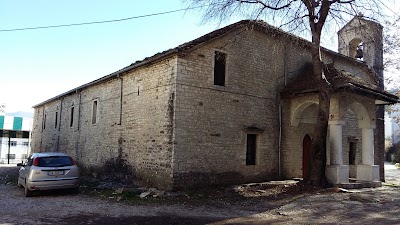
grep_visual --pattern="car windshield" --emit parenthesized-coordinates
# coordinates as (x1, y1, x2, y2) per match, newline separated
(37, 156, 72, 167)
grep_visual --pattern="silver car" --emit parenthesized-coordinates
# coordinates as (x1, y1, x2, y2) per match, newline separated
(17, 152, 80, 197)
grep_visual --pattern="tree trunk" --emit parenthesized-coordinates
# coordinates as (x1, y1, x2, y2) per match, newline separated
(305, 32, 331, 187)
(307, 87, 331, 187)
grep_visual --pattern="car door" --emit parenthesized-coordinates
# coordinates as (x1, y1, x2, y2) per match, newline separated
(19, 156, 33, 183)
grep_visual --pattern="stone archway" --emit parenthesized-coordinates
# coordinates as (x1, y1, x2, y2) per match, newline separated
(291, 101, 319, 127)
(347, 101, 379, 181)
(290, 100, 319, 178)
(327, 98, 379, 184)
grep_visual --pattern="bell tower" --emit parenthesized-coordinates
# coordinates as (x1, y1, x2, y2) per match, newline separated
(337, 16, 384, 86)
(337, 16, 385, 181)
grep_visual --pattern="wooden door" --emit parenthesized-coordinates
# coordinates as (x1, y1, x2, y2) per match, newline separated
(302, 134, 312, 178)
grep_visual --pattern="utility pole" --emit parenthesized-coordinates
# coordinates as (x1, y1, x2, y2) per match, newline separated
(7, 130, 10, 164)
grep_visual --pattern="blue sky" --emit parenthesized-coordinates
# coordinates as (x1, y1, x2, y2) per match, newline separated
(0, 0, 238, 113)
(0, 1, 398, 114)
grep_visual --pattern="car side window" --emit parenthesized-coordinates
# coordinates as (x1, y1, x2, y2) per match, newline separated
(26, 156, 33, 166)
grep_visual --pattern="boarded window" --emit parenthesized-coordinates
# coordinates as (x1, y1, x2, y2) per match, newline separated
(92, 100, 98, 124)
(246, 134, 257, 165)
(70, 106, 74, 127)
(214, 51, 226, 86)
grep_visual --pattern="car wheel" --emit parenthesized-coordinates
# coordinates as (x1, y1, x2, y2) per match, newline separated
(24, 181, 33, 197)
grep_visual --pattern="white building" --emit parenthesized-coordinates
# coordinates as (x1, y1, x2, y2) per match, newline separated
(0, 115, 33, 164)
(385, 88, 400, 145)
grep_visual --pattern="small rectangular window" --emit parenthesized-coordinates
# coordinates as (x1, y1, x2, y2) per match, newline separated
(70, 106, 74, 127)
(22, 131, 30, 138)
(9, 141, 17, 147)
(55, 111, 58, 129)
(246, 134, 257, 165)
(6, 154, 16, 159)
(214, 51, 226, 86)
(22, 142, 29, 147)
(10, 131, 16, 138)
(21, 154, 28, 159)
(92, 100, 98, 124)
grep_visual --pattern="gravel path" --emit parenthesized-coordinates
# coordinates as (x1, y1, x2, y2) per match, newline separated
(1, 163, 399, 225)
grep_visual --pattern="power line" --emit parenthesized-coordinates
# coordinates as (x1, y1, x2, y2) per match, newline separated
(0, 5, 207, 32)
(376, 0, 400, 18)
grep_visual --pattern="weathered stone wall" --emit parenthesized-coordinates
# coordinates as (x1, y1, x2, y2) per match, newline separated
(32, 57, 178, 190)
(119, 58, 177, 189)
(172, 29, 291, 189)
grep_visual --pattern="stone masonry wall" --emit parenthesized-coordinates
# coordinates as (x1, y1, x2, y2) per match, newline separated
(172, 29, 287, 189)
(32, 57, 178, 190)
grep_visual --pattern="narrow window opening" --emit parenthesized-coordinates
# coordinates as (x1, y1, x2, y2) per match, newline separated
(246, 134, 257, 165)
(70, 106, 74, 127)
(214, 51, 226, 86)
(349, 142, 356, 165)
(55, 112, 58, 129)
(92, 100, 98, 124)
(43, 114, 47, 130)
(137, 86, 140, 96)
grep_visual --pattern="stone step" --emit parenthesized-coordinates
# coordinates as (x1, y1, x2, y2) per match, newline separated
(338, 181, 382, 189)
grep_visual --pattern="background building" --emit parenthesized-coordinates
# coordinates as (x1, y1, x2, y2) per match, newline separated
(0, 115, 33, 164)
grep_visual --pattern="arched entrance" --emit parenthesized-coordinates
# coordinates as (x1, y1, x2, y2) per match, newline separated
(302, 134, 312, 178)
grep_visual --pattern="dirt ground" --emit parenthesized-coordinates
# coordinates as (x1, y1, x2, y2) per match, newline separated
(0, 163, 399, 225)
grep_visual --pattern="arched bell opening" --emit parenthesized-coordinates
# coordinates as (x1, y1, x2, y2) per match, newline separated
(349, 38, 364, 60)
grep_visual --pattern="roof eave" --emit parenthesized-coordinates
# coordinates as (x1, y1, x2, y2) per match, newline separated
(336, 83, 399, 105)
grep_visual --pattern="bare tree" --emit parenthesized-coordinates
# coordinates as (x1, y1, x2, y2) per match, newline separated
(184, 0, 387, 186)
(384, 16, 400, 68)
(384, 15, 400, 89)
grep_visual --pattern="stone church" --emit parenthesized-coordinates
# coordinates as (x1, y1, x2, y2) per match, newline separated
(31, 17, 398, 190)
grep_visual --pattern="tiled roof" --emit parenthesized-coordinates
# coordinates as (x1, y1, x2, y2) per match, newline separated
(282, 63, 398, 104)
